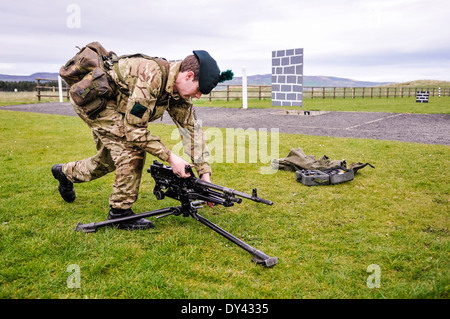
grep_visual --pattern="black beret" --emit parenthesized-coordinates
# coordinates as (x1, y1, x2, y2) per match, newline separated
(193, 50, 220, 94)
(193, 50, 234, 95)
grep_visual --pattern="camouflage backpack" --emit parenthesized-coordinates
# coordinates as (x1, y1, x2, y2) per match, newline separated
(59, 41, 116, 118)
(59, 41, 170, 119)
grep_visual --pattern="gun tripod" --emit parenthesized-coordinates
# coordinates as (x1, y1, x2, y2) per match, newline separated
(75, 200, 278, 268)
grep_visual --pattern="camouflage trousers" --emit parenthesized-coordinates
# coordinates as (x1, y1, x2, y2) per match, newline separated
(62, 100, 146, 209)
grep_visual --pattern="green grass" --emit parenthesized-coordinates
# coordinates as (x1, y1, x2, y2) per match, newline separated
(0, 109, 448, 299)
(2, 90, 448, 113)
(0, 91, 63, 106)
(195, 96, 450, 114)
(301, 97, 450, 114)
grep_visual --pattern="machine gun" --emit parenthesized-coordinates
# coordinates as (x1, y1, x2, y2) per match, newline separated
(75, 160, 277, 267)
(150, 160, 273, 207)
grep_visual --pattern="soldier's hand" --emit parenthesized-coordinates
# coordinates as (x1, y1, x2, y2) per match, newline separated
(200, 173, 215, 208)
(167, 153, 192, 178)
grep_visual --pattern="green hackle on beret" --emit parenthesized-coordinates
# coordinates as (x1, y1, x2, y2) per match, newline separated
(219, 70, 234, 83)
(193, 50, 233, 94)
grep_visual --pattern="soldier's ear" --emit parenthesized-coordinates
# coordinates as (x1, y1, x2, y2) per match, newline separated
(185, 71, 195, 81)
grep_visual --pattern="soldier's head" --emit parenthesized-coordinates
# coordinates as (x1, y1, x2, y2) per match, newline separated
(180, 55, 200, 81)
(175, 51, 233, 100)
(175, 55, 202, 99)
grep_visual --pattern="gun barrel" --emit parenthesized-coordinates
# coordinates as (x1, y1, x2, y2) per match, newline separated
(194, 179, 273, 206)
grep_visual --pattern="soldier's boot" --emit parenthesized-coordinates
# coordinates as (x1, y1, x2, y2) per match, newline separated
(51, 164, 76, 203)
(107, 208, 154, 230)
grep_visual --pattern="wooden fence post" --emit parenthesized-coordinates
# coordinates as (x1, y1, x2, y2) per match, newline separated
(36, 79, 41, 101)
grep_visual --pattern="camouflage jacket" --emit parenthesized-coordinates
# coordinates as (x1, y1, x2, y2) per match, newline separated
(107, 57, 211, 176)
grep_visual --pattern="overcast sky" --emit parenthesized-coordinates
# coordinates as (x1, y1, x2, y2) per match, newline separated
(0, 0, 449, 82)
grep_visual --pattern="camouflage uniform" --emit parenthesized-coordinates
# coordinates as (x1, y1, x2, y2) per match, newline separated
(62, 58, 211, 209)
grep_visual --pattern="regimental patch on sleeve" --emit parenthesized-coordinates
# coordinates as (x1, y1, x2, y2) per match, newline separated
(130, 102, 147, 118)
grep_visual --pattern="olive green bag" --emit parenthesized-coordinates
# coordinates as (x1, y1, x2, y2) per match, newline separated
(59, 41, 116, 119)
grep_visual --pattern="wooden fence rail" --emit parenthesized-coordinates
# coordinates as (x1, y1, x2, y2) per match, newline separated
(304, 86, 450, 99)
(36, 78, 449, 102)
(36, 78, 70, 101)
(202, 85, 450, 101)
(201, 85, 272, 101)
(201, 85, 450, 101)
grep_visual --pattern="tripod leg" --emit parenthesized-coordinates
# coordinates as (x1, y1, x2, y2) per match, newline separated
(193, 213, 278, 267)
(75, 206, 180, 232)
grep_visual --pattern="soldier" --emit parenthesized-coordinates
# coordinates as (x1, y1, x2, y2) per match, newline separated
(52, 49, 233, 230)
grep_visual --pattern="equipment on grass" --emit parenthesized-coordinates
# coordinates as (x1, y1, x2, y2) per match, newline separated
(75, 160, 277, 268)
(296, 167, 354, 186)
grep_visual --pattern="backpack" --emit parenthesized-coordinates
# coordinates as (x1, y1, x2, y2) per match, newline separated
(59, 42, 116, 119)
(59, 41, 170, 119)
(271, 147, 375, 186)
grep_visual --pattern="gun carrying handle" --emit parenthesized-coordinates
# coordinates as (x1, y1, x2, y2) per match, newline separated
(185, 164, 195, 177)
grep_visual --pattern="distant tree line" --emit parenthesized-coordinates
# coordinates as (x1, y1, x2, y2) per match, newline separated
(0, 80, 59, 92)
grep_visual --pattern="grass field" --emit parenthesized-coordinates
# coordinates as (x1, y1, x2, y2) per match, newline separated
(0, 91, 63, 106)
(0, 102, 448, 299)
(2, 91, 450, 114)
(195, 96, 450, 114)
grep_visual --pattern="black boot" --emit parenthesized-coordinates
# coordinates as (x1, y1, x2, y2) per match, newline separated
(107, 207, 154, 230)
(51, 164, 76, 203)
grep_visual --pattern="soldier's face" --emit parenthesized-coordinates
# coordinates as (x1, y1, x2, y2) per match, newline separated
(175, 71, 202, 99)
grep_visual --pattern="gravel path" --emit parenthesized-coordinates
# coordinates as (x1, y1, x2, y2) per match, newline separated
(2, 102, 449, 145)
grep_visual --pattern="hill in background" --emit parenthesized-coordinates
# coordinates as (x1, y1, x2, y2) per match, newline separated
(0, 72, 393, 87)
(0, 73, 59, 82)
(1, 72, 449, 88)
(378, 79, 450, 88)
(223, 75, 450, 88)
(222, 74, 395, 87)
